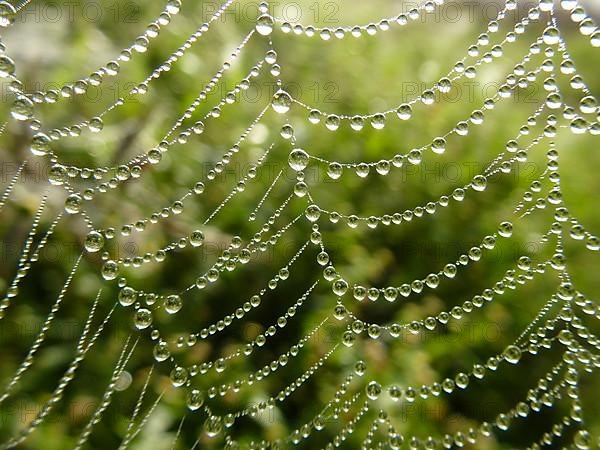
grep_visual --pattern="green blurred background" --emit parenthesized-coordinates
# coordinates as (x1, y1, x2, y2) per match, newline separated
(0, 0, 599, 448)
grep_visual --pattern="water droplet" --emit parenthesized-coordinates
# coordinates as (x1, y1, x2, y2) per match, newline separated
(308, 109, 321, 124)
(170, 366, 188, 387)
(455, 372, 469, 389)
(64, 194, 82, 214)
(351, 360, 366, 377)
(165, 294, 182, 314)
(331, 304, 346, 321)
(342, 330, 355, 347)
(366, 381, 382, 400)
(272, 89, 292, 113)
(580, 95, 597, 114)
(325, 114, 340, 131)
(134, 308, 152, 329)
(570, 118, 588, 134)
(89, 117, 104, 132)
(313, 415, 325, 431)
(438, 77, 452, 93)
(422, 90, 435, 105)
(360, 316, 377, 336)
(114, 370, 132, 391)
(101, 260, 119, 280)
(166, 0, 181, 14)
(498, 221, 513, 238)
(190, 230, 205, 247)
(376, 160, 390, 175)
(30, 133, 51, 156)
(205, 415, 223, 437)
(48, 165, 67, 185)
(574, 430, 591, 449)
(431, 137, 446, 154)
(332, 279, 348, 296)
(407, 149, 422, 165)
(350, 115, 364, 131)
(265, 49, 277, 64)
(0, 2, 16, 27)
(320, 28, 332, 40)
(288, 148, 309, 171)
(370, 114, 386, 130)
(542, 26, 560, 45)
(256, 14, 274, 35)
(355, 163, 370, 177)
(0, 55, 15, 77)
(147, 149, 162, 164)
(294, 181, 307, 197)
(187, 389, 204, 410)
(471, 175, 487, 191)
(153, 341, 170, 361)
(11, 96, 34, 121)
(384, 286, 398, 301)
(388, 384, 402, 401)
(495, 413, 510, 431)
(133, 36, 149, 52)
(305, 204, 321, 222)
(397, 104, 412, 120)
(85, 231, 104, 252)
(118, 286, 136, 306)
(280, 124, 294, 139)
(327, 162, 343, 179)
(503, 345, 522, 364)
(546, 92, 562, 109)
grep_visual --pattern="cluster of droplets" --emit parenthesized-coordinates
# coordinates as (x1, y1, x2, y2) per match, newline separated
(277, 310, 593, 450)
(339, 258, 551, 345)
(325, 221, 522, 305)
(14, 0, 242, 187)
(107, 236, 317, 403)
(553, 0, 600, 47)
(91, 146, 285, 277)
(77, 105, 270, 255)
(1, 0, 599, 448)
(275, 0, 443, 37)
(0, 195, 53, 318)
(290, 3, 553, 130)
(1, 0, 187, 120)
(51, 56, 264, 201)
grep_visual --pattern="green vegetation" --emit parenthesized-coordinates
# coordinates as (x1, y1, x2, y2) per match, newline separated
(0, 0, 598, 448)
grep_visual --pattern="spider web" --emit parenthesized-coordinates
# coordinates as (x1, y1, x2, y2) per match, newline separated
(0, 0, 599, 449)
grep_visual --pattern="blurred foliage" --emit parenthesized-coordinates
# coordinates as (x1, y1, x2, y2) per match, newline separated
(0, 0, 599, 449)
